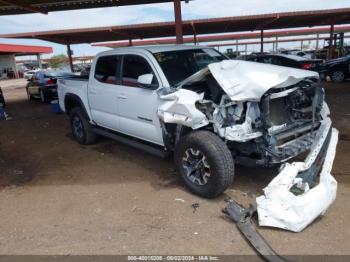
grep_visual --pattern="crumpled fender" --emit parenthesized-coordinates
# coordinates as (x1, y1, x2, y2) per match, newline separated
(157, 89, 209, 129)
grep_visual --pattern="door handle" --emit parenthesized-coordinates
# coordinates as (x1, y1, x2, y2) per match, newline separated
(89, 90, 97, 95)
(117, 93, 127, 99)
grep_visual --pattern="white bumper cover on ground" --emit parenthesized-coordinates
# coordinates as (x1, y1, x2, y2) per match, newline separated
(256, 119, 338, 232)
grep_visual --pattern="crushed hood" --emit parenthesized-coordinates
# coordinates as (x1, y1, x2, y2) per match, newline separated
(178, 60, 319, 102)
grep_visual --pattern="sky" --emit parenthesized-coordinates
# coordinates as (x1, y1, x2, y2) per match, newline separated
(1, 0, 350, 59)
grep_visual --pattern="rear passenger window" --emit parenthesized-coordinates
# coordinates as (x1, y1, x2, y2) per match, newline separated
(94, 56, 119, 85)
(122, 55, 158, 88)
(262, 57, 273, 64)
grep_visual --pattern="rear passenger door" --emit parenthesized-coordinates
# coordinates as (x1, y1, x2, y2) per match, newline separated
(88, 55, 122, 131)
(116, 54, 164, 146)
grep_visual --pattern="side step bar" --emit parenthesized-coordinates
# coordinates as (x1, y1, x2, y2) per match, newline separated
(92, 127, 169, 159)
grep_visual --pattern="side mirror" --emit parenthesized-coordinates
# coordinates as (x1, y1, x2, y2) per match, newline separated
(137, 74, 155, 88)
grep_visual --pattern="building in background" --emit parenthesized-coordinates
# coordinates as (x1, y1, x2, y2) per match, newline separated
(0, 43, 52, 79)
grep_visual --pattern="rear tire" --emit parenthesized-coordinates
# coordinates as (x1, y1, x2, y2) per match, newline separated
(331, 70, 345, 83)
(174, 130, 235, 198)
(69, 107, 97, 145)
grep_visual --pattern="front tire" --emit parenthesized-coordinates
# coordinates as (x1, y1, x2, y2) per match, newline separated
(69, 107, 97, 145)
(331, 70, 346, 83)
(174, 131, 235, 198)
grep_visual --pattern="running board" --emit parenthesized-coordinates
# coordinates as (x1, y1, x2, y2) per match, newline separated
(92, 127, 169, 159)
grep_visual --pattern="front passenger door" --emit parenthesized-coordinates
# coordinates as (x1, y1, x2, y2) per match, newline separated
(117, 54, 164, 146)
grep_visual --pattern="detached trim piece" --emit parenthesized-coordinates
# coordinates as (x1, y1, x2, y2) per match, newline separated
(223, 200, 286, 262)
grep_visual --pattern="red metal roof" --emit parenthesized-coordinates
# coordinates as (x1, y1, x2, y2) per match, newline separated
(1, 8, 350, 45)
(92, 25, 350, 48)
(0, 43, 53, 55)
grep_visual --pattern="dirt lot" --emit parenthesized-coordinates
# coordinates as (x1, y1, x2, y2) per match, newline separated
(0, 79, 349, 256)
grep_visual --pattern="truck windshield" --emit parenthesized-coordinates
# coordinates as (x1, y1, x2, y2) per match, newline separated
(153, 49, 227, 86)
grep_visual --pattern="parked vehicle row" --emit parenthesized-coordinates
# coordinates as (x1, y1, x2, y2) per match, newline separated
(239, 52, 350, 83)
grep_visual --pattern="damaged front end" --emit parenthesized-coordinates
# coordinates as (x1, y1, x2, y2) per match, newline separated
(157, 60, 338, 232)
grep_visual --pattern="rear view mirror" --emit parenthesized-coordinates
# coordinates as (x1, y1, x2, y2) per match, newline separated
(137, 73, 155, 88)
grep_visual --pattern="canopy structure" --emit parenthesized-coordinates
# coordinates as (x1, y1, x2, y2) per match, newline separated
(1, 8, 350, 45)
(0, 0, 187, 15)
(92, 25, 350, 48)
(0, 43, 52, 56)
(2, 7, 349, 69)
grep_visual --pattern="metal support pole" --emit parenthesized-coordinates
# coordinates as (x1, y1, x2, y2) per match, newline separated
(67, 43, 74, 72)
(260, 29, 264, 54)
(328, 24, 334, 60)
(12, 54, 19, 79)
(315, 34, 319, 58)
(129, 39, 133, 46)
(193, 33, 197, 45)
(245, 44, 247, 54)
(300, 40, 303, 51)
(275, 36, 278, 52)
(236, 40, 239, 55)
(36, 54, 42, 69)
(316, 34, 320, 51)
(174, 0, 183, 44)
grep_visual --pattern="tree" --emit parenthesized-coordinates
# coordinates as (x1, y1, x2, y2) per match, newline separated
(48, 54, 68, 68)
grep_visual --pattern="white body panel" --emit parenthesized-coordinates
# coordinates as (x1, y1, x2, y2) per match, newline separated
(58, 78, 92, 119)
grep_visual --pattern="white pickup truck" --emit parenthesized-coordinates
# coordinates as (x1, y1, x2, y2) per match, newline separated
(58, 45, 338, 231)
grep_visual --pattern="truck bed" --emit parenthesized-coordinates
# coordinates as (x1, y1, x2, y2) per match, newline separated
(57, 76, 90, 116)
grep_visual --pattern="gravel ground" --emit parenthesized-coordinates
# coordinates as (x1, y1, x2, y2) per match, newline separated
(0, 79, 349, 256)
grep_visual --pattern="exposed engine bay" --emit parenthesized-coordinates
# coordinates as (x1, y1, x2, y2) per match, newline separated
(159, 60, 325, 168)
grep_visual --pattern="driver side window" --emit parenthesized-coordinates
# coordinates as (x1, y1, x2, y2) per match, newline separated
(122, 55, 158, 88)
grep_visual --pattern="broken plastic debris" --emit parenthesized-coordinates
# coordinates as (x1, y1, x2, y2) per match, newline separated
(256, 127, 339, 232)
(191, 203, 200, 213)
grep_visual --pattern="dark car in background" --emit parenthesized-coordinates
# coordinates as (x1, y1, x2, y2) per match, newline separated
(26, 70, 74, 103)
(0, 86, 5, 108)
(244, 54, 326, 78)
(324, 54, 350, 83)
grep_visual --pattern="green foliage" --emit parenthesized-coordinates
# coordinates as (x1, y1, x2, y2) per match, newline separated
(49, 54, 68, 68)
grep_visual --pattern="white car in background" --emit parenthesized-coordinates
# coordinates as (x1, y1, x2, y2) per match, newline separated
(23, 69, 39, 79)
(281, 49, 314, 59)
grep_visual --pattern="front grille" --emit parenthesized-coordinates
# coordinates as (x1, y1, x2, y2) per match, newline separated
(269, 96, 293, 126)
